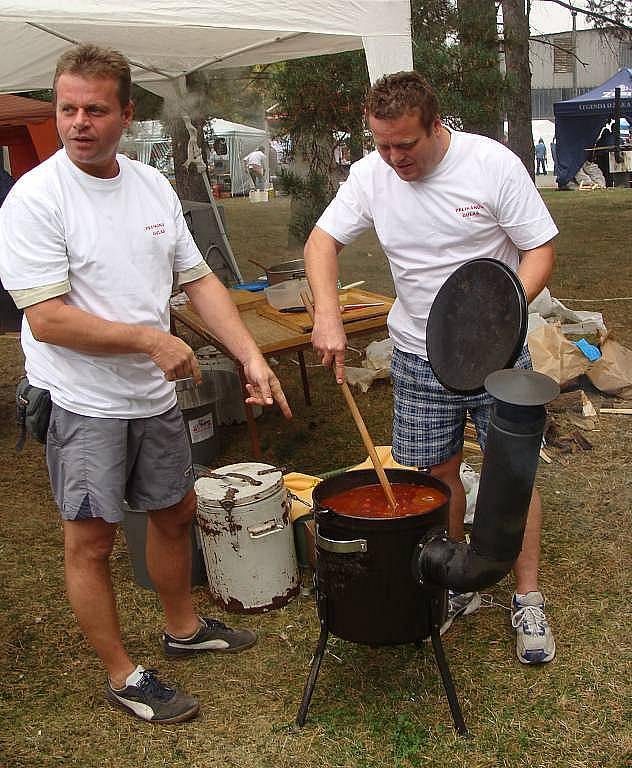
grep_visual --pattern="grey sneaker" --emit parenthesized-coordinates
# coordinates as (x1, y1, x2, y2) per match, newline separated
(439, 590, 481, 635)
(162, 616, 257, 657)
(107, 668, 199, 724)
(511, 591, 556, 665)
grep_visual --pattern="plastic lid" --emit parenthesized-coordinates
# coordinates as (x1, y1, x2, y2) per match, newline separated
(426, 258, 528, 394)
(195, 462, 283, 507)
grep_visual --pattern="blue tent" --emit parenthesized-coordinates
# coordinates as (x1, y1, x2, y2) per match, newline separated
(553, 67, 632, 187)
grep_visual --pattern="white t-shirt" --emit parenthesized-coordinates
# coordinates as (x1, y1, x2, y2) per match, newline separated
(0, 149, 204, 418)
(317, 130, 559, 358)
(244, 149, 265, 169)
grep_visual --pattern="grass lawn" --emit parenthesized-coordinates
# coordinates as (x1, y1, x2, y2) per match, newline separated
(0, 189, 630, 768)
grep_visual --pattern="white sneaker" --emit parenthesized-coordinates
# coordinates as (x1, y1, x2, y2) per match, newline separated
(511, 591, 556, 665)
(439, 590, 481, 635)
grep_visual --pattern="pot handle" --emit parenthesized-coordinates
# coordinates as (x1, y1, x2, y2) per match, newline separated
(248, 519, 286, 539)
(316, 529, 367, 554)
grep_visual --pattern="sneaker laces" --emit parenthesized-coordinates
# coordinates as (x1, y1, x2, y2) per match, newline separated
(137, 669, 175, 701)
(201, 618, 228, 632)
(511, 604, 547, 636)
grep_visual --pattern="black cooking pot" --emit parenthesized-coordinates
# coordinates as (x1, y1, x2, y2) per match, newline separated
(313, 469, 450, 645)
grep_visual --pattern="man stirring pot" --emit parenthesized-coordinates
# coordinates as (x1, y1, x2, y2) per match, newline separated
(304, 71, 558, 666)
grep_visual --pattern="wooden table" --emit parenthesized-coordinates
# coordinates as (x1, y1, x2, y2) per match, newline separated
(171, 288, 394, 458)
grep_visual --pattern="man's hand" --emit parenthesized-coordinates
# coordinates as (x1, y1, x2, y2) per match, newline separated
(311, 312, 348, 384)
(147, 328, 202, 384)
(242, 355, 292, 419)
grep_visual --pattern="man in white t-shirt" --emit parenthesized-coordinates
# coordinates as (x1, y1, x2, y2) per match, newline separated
(243, 147, 266, 190)
(304, 71, 558, 665)
(0, 45, 292, 724)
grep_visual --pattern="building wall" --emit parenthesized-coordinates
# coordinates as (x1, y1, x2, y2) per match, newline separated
(529, 28, 632, 118)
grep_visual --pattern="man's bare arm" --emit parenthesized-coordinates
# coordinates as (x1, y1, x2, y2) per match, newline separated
(183, 273, 292, 418)
(25, 297, 200, 382)
(303, 225, 348, 383)
(518, 239, 556, 303)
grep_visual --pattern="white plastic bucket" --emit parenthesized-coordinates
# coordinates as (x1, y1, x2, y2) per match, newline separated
(249, 189, 268, 203)
(195, 462, 300, 612)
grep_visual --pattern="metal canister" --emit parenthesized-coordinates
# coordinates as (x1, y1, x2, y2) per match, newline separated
(175, 373, 220, 464)
(195, 462, 300, 613)
(195, 345, 262, 425)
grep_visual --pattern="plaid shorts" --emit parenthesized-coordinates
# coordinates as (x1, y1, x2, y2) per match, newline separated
(391, 345, 532, 468)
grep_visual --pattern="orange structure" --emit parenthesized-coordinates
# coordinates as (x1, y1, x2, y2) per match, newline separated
(0, 94, 59, 178)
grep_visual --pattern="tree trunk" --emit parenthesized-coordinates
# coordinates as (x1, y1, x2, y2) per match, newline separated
(166, 117, 209, 203)
(502, 0, 534, 178)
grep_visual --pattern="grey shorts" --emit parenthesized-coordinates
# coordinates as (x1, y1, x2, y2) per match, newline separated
(46, 404, 194, 523)
(391, 346, 533, 468)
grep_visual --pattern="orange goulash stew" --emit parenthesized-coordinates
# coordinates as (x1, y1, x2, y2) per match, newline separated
(321, 483, 447, 519)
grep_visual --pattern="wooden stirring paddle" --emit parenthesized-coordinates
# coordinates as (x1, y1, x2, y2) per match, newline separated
(300, 290, 398, 514)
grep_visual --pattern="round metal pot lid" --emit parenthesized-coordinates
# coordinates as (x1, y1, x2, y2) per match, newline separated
(484, 369, 560, 406)
(426, 258, 528, 394)
(195, 462, 283, 507)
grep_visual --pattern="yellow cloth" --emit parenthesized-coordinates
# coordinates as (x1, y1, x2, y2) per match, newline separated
(350, 445, 415, 471)
(284, 447, 415, 522)
(283, 472, 321, 522)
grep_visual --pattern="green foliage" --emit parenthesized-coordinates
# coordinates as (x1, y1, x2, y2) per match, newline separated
(21, 89, 53, 103)
(391, 715, 431, 763)
(186, 67, 267, 128)
(131, 84, 163, 120)
(411, 0, 460, 121)
(277, 167, 333, 243)
(412, 0, 507, 137)
(268, 51, 368, 164)
(267, 51, 369, 240)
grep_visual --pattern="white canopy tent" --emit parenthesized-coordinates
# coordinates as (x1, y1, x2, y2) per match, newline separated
(120, 118, 270, 196)
(0, 1, 412, 282)
(209, 119, 268, 196)
(0, 2, 413, 95)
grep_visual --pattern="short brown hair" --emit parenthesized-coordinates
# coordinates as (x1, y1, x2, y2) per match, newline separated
(365, 71, 439, 134)
(53, 44, 132, 108)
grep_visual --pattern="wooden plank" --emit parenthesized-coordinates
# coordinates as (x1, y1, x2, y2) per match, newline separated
(600, 407, 632, 414)
(256, 288, 393, 332)
(549, 390, 597, 416)
(171, 288, 392, 357)
(228, 288, 266, 309)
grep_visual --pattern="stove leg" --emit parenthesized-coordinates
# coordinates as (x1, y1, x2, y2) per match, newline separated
(296, 597, 329, 727)
(429, 599, 469, 737)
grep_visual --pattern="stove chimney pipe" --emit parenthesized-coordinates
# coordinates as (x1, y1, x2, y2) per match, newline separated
(414, 370, 558, 593)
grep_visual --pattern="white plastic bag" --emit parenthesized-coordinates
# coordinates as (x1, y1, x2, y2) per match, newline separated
(364, 337, 394, 371)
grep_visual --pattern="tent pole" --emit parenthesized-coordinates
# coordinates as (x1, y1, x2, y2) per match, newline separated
(199, 166, 243, 283)
(176, 82, 243, 284)
(613, 88, 622, 164)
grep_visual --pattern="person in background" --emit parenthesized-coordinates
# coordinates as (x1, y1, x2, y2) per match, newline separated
(550, 137, 558, 179)
(303, 71, 558, 666)
(593, 122, 614, 188)
(0, 44, 292, 725)
(243, 146, 266, 190)
(535, 138, 547, 175)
